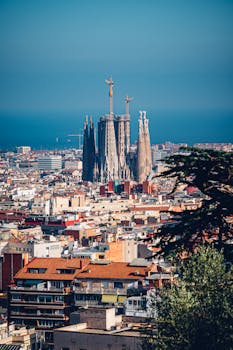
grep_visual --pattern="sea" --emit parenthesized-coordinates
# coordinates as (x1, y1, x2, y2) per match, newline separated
(0, 109, 232, 151)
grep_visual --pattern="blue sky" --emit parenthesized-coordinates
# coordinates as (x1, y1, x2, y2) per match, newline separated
(1, 0, 233, 115)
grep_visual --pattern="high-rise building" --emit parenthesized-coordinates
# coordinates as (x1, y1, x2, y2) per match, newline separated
(38, 155, 62, 170)
(82, 77, 152, 183)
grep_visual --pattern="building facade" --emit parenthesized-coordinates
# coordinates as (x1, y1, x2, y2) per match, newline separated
(137, 111, 152, 183)
(54, 307, 144, 350)
(82, 116, 96, 182)
(8, 258, 89, 349)
(38, 156, 62, 171)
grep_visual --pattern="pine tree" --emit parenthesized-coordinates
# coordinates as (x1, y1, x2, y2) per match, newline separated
(154, 147, 233, 260)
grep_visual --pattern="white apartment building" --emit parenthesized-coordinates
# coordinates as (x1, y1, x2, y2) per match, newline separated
(38, 155, 62, 170)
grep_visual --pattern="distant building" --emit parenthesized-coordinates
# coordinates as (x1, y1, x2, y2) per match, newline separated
(27, 240, 62, 258)
(82, 116, 96, 182)
(38, 156, 62, 170)
(54, 307, 144, 350)
(0, 323, 37, 350)
(0, 252, 29, 292)
(82, 77, 152, 183)
(137, 111, 152, 182)
(64, 160, 82, 170)
(17, 146, 31, 154)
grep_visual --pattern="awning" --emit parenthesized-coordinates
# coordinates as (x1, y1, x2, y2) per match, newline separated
(117, 295, 127, 303)
(24, 280, 43, 285)
(101, 294, 117, 303)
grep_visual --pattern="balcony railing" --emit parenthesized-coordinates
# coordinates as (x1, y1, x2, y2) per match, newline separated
(11, 299, 66, 306)
(73, 286, 128, 295)
(74, 299, 99, 306)
(10, 311, 67, 319)
(11, 300, 67, 310)
(10, 286, 71, 294)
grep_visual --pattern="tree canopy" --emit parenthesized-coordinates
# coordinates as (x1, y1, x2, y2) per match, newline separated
(154, 147, 233, 259)
(143, 246, 233, 350)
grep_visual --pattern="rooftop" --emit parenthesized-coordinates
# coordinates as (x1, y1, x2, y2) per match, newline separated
(55, 323, 144, 337)
(13, 257, 156, 281)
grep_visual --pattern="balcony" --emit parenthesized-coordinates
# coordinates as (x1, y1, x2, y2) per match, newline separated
(74, 299, 99, 306)
(11, 299, 66, 306)
(10, 285, 71, 294)
(10, 311, 68, 320)
(73, 285, 128, 295)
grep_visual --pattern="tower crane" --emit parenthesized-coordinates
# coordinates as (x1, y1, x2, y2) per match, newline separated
(67, 134, 83, 149)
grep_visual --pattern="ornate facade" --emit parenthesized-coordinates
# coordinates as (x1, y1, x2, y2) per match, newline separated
(136, 111, 152, 182)
(82, 77, 152, 183)
(82, 116, 96, 182)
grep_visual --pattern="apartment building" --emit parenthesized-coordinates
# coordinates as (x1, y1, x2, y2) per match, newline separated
(8, 257, 168, 348)
(8, 257, 89, 349)
(54, 307, 144, 350)
(72, 259, 156, 310)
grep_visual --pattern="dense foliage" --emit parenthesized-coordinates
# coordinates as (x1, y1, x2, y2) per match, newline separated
(143, 246, 233, 350)
(155, 147, 233, 259)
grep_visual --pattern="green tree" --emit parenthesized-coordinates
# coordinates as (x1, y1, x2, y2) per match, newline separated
(154, 147, 233, 259)
(143, 246, 233, 350)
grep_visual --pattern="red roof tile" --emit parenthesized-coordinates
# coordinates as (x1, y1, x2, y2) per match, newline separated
(14, 258, 156, 282)
(14, 258, 90, 281)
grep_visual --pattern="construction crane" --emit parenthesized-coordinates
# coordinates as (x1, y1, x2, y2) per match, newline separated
(67, 134, 83, 149)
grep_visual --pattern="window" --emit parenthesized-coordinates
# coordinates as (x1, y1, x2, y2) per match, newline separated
(38, 295, 52, 303)
(39, 320, 53, 327)
(114, 281, 123, 289)
(55, 295, 64, 302)
(28, 268, 46, 273)
(56, 269, 76, 274)
(51, 281, 64, 288)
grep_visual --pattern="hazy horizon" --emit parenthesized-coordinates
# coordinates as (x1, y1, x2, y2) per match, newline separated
(1, 108, 232, 151)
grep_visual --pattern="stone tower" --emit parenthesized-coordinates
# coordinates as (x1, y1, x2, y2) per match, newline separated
(82, 116, 96, 182)
(98, 76, 119, 182)
(82, 77, 153, 184)
(82, 116, 89, 182)
(136, 111, 152, 182)
(143, 111, 152, 177)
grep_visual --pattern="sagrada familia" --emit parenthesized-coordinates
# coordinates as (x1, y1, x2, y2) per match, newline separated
(82, 76, 152, 183)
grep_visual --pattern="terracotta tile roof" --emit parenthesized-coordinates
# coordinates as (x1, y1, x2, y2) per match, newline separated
(130, 206, 170, 212)
(14, 257, 90, 281)
(14, 258, 156, 282)
(75, 261, 156, 280)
